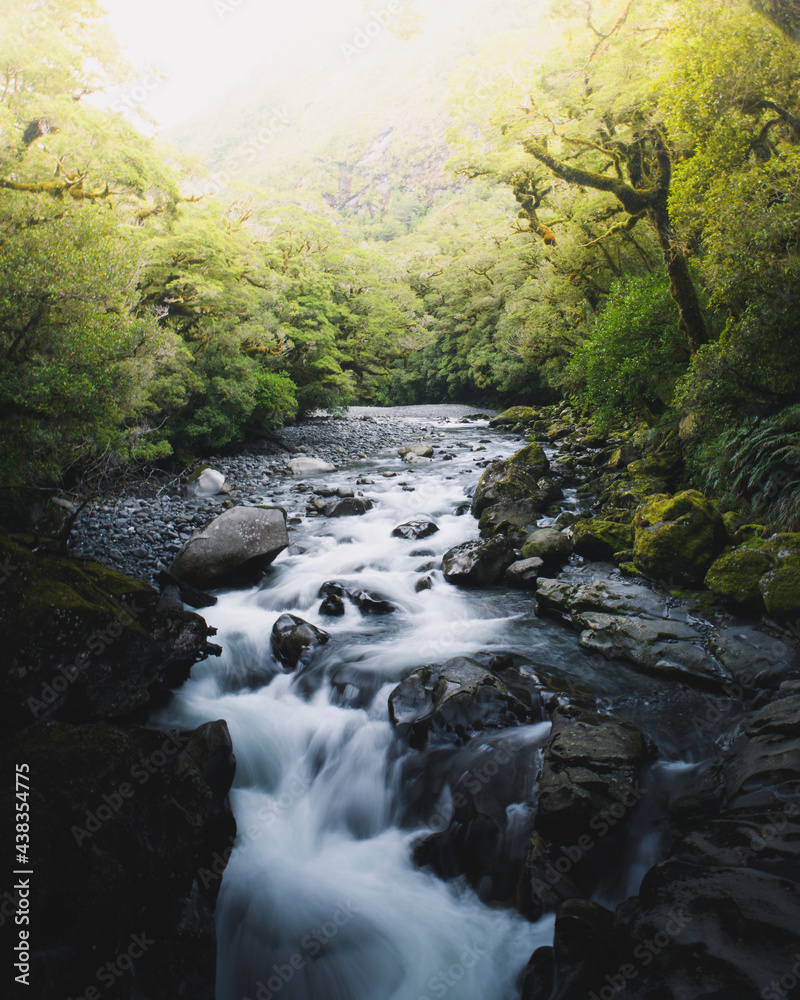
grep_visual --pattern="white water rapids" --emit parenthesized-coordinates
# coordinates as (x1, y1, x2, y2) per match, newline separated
(149, 411, 615, 1000)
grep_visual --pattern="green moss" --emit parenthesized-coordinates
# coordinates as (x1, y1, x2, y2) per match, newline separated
(572, 519, 633, 561)
(633, 489, 727, 586)
(760, 566, 800, 617)
(513, 442, 549, 469)
(704, 547, 771, 608)
(490, 406, 540, 426)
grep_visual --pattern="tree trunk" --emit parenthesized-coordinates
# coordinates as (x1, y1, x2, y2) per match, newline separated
(649, 202, 708, 353)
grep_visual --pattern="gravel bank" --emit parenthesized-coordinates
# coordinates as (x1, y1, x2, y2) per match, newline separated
(68, 406, 496, 583)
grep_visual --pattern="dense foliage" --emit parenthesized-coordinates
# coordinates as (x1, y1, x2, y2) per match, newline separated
(2, 0, 799, 529)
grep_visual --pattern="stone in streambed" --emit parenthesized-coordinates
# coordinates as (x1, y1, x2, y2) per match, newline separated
(388, 656, 531, 749)
(505, 557, 544, 589)
(288, 456, 337, 475)
(324, 497, 373, 517)
(319, 594, 346, 616)
(271, 614, 330, 669)
(571, 519, 632, 562)
(185, 467, 227, 497)
(170, 506, 288, 588)
(471, 443, 552, 518)
(392, 517, 440, 540)
(442, 537, 515, 587)
(488, 406, 540, 427)
(350, 589, 396, 615)
(398, 444, 434, 460)
(521, 527, 572, 568)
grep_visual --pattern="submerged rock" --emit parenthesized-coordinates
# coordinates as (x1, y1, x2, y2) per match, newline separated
(170, 505, 289, 588)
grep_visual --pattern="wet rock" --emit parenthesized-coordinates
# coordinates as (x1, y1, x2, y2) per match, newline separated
(633, 489, 727, 586)
(324, 497, 373, 517)
(270, 613, 330, 669)
(711, 625, 798, 688)
(534, 708, 646, 843)
(478, 499, 548, 541)
(388, 657, 531, 748)
(170, 506, 289, 588)
(288, 456, 337, 475)
(471, 443, 551, 518)
(577, 612, 730, 688)
(0, 538, 220, 737)
(535, 574, 670, 621)
(505, 557, 545, 589)
(413, 730, 546, 904)
(350, 589, 396, 615)
(571, 519, 632, 562)
(442, 537, 516, 587)
(0, 718, 235, 1000)
(392, 517, 440, 540)
(415, 575, 434, 593)
(319, 594, 346, 616)
(521, 528, 572, 569)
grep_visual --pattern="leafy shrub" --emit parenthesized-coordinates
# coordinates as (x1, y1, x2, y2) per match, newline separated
(568, 271, 690, 427)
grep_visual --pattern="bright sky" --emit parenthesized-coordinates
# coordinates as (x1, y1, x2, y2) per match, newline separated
(100, 0, 336, 129)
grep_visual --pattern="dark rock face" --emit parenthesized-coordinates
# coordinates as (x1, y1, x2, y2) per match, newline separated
(0, 538, 220, 738)
(169, 505, 289, 588)
(388, 657, 532, 749)
(413, 730, 547, 906)
(524, 694, 800, 1000)
(0, 719, 236, 1000)
(270, 613, 330, 669)
(319, 593, 346, 616)
(442, 537, 516, 587)
(391, 517, 440, 540)
(534, 708, 646, 844)
(350, 589, 396, 614)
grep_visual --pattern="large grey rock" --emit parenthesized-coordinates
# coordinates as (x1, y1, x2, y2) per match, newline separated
(185, 467, 226, 497)
(288, 456, 337, 475)
(472, 443, 553, 518)
(442, 537, 515, 587)
(388, 656, 531, 748)
(505, 557, 545, 589)
(170, 506, 289, 588)
(535, 574, 670, 620)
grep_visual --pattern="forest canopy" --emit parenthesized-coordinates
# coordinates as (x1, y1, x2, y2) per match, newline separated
(1, 0, 799, 525)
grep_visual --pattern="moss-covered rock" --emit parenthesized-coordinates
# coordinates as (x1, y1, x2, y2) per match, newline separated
(0, 537, 219, 736)
(489, 406, 541, 427)
(705, 547, 772, 609)
(760, 566, 800, 617)
(471, 443, 553, 518)
(633, 490, 727, 586)
(572, 519, 632, 562)
(521, 527, 573, 568)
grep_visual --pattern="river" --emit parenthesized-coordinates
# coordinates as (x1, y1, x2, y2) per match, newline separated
(149, 406, 708, 1000)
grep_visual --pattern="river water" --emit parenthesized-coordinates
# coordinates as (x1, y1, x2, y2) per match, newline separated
(150, 408, 709, 1000)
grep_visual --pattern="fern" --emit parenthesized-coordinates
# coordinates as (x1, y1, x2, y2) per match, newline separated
(701, 405, 800, 530)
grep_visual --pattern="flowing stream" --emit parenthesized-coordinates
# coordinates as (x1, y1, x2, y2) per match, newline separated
(150, 408, 708, 1000)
